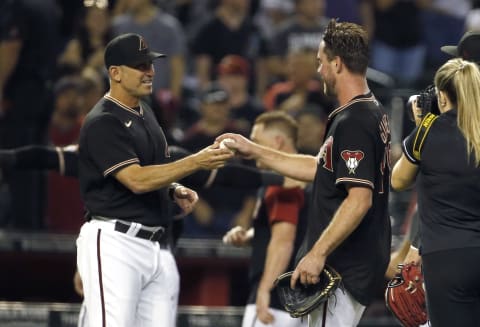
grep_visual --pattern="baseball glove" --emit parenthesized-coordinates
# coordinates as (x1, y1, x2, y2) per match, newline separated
(385, 262, 428, 327)
(274, 264, 342, 318)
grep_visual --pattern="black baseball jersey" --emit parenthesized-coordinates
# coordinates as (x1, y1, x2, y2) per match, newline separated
(402, 109, 480, 255)
(79, 95, 172, 227)
(248, 186, 307, 310)
(299, 93, 391, 306)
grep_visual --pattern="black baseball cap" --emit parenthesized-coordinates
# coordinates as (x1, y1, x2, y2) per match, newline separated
(441, 31, 480, 62)
(104, 33, 166, 69)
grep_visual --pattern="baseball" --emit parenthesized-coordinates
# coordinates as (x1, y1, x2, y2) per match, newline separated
(219, 138, 236, 150)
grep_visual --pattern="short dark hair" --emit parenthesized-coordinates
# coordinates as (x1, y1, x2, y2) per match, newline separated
(254, 111, 298, 144)
(322, 19, 369, 75)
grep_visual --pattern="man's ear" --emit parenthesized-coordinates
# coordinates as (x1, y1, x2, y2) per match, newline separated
(109, 66, 121, 83)
(274, 134, 285, 150)
(334, 57, 342, 74)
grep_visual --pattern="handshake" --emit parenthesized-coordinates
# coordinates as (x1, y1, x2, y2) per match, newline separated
(214, 133, 257, 160)
(218, 138, 237, 151)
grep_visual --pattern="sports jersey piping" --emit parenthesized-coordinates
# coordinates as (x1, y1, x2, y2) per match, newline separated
(335, 177, 374, 188)
(328, 95, 376, 119)
(104, 95, 144, 117)
(103, 158, 140, 176)
(402, 139, 417, 163)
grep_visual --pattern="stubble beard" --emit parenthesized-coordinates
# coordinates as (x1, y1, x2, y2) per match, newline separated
(323, 78, 336, 98)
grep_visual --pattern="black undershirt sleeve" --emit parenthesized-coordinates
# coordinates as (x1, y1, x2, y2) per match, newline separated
(0, 145, 79, 177)
(0, 145, 60, 170)
(63, 150, 78, 177)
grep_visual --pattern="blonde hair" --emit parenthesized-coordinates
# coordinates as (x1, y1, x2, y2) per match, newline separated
(434, 58, 480, 166)
(254, 111, 299, 144)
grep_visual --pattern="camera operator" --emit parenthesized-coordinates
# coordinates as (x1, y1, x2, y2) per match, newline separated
(387, 30, 480, 268)
(391, 58, 480, 327)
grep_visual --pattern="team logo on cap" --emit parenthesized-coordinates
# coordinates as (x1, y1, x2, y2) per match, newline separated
(139, 37, 148, 51)
(341, 150, 364, 174)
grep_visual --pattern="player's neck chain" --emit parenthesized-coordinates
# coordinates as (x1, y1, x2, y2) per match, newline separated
(104, 94, 144, 117)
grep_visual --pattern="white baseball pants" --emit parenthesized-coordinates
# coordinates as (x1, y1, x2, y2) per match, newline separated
(76, 220, 179, 327)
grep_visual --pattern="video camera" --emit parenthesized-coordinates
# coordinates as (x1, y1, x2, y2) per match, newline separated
(406, 85, 440, 121)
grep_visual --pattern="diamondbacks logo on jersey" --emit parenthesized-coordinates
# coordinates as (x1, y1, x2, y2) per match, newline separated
(341, 150, 364, 174)
(318, 136, 333, 171)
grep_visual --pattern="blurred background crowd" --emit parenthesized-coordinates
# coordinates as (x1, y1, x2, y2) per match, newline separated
(0, 0, 477, 251)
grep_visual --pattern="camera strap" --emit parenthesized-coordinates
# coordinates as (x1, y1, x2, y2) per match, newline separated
(412, 113, 438, 161)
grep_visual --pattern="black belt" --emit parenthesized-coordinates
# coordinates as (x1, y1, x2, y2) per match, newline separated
(113, 221, 169, 249)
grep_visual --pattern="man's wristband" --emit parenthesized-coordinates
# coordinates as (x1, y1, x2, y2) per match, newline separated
(168, 182, 182, 201)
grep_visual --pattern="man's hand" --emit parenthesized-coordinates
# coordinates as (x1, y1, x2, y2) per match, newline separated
(222, 226, 253, 246)
(215, 133, 257, 159)
(403, 246, 421, 265)
(409, 95, 423, 127)
(256, 288, 274, 324)
(290, 250, 326, 289)
(173, 186, 198, 215)
(191, 144, 235, 170)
